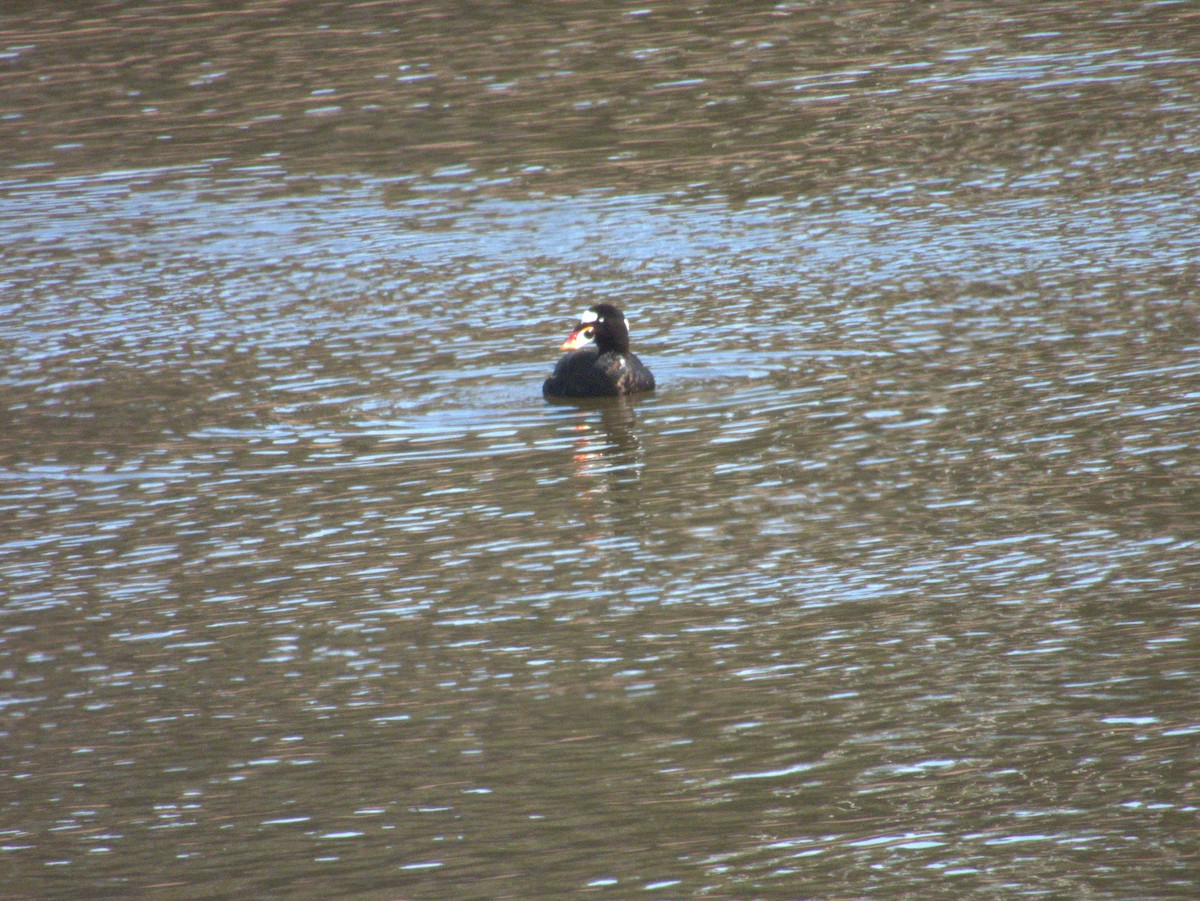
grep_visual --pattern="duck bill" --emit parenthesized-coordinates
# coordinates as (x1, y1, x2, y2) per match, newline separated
(561, 328, 592, 351)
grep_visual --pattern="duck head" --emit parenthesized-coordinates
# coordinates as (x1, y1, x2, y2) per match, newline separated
(560, 303, 631, 354)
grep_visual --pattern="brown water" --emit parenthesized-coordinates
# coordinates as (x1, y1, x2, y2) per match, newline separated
(3, 2, 1199, 898)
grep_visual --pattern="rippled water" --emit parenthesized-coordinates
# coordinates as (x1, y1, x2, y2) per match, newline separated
(3, 2, 1199, 898)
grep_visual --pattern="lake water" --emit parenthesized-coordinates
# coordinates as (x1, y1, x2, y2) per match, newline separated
(2, 2, 1199, 897)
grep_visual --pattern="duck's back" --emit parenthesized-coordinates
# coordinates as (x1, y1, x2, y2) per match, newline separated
(543, 347, 655, 398)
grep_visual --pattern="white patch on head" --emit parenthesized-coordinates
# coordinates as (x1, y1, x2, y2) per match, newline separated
(580, 309, 600, 324)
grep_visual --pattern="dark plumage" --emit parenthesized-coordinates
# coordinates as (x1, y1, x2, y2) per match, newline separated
(542, 303, 656, 398)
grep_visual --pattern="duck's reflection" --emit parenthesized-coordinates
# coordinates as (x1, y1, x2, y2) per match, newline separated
(549, 395, 646, 505)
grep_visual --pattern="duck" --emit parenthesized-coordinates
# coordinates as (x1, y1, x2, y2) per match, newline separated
(543, 303, 656, 398)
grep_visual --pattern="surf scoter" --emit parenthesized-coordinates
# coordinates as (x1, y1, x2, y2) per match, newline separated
(542, 303, 656, 398)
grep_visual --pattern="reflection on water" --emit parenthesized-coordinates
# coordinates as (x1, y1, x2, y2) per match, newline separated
(3, 1, 1200, 897)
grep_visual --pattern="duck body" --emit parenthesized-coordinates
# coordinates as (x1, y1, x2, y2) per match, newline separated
(542, 304, 655, 398)
(543, 344, 656, 398)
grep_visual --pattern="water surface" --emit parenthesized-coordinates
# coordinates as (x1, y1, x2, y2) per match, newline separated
(2, 2, 1199, 897)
